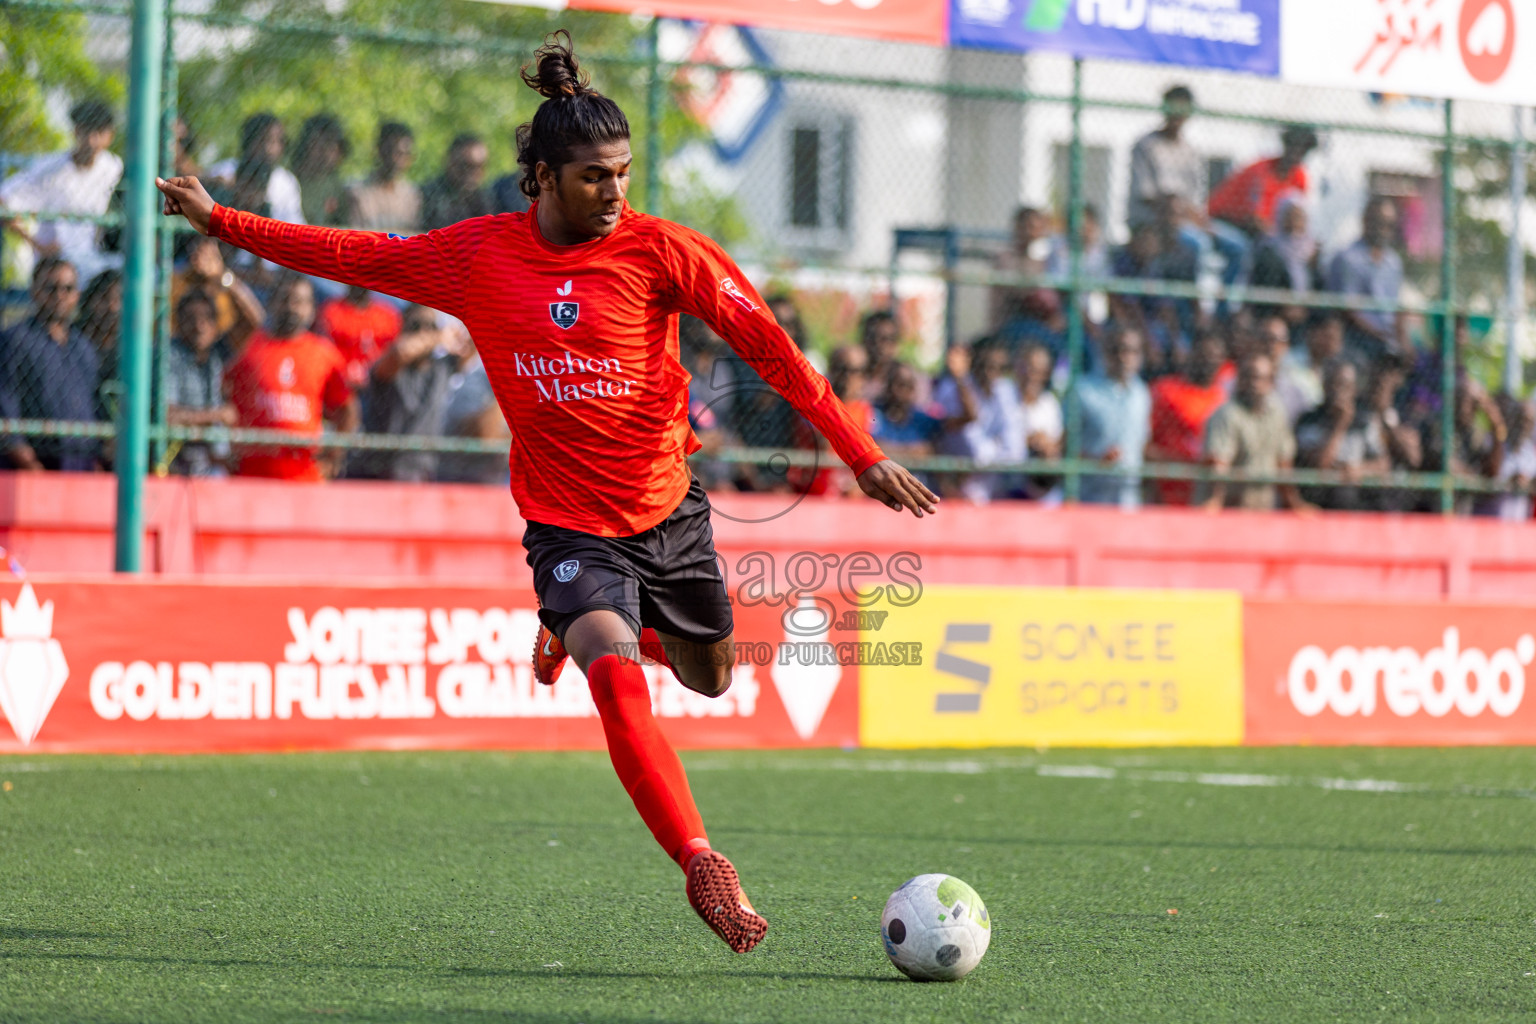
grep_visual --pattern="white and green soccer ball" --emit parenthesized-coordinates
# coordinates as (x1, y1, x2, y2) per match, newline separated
(880, 873, 991, 981)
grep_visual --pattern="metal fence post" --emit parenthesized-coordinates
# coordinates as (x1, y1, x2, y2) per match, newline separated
(153, 0, 177, 472)
(1063, 57, 1085, 504)
(644, 16, 663, 215)
(1504, 105, 1527, 397)
(1439, 99, 1457, 517)
(115, 0, 165, 572)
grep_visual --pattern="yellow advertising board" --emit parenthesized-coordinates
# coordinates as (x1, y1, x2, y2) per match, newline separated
(859, 586, 1244, 748)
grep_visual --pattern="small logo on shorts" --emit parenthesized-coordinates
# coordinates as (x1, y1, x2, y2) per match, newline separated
(554, 559, 580, 583)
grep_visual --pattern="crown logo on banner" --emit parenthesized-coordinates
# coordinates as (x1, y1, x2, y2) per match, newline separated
(0, 584, 70, 745)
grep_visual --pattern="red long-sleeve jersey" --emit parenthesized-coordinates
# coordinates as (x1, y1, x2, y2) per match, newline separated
(211, 202, 886, 536)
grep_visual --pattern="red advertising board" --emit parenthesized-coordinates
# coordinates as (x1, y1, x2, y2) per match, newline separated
(1245, 598, 1536, 745)
(568, 0, 946, 46)
(0, 578, 859, 754)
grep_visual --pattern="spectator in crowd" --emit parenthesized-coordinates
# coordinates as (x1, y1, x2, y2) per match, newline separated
(76, 268, 123, 423)
(223, 274, 358, 481)
(1251, 196, 1321, 321)
(1202, 352, 1310, 512)
(164, 289, 240, 476)
(1045, 203, 1111, 283)
(208, 112, 304, 224)
(421, 134, 494, 231)
(1108, 219, 1189, 374)
(859, 310, 920, 405)
(681, 317, 737, 491)
(0, 99, 123, 285)
(490, 167, 532, 215)
(351, 305, 474, 482)
(766, 292, 825, 375)
(1014, 341, 1063, 500)
(1128, 85, 1248, 297)
(436, 353, 511, 485)
(1494, 396, 1536, 520)
(1277, 310, 1344, 424)
(316, 283, 403, 388)
(172, 117, 202, 178)
(1400, 315, 1471, 432)
(1327, 195, 1407, 365)
(346, 122, 420, 234)
(1076, 324, 1151, 509)
(991, 206, 1062, 339)
(730, 358, 799, 491)
(1359, 359, 1422, 511)
(1015, 342, 1063, 462)
(1208, 124, 1318, 238)
(1249, 314, 1290, 364)
(293, 114, 351, 228)
(873, 362, 943, 461)
(0, 257, 103, 471)
(1421, 376, 1506, 512)
(934, 339, 1025, 504)
(1294, 359, 1391, 510)
(828, 346, 874, 429)
(795, 345, 875, 496)
(1045, 203, 1111, 333)
(76, 268, 122, 360)
(1148, 326, 1229, 506)
(170, 234, 265, 339)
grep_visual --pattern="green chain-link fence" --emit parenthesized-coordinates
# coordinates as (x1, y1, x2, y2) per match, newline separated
(3, 0, 1534, 561)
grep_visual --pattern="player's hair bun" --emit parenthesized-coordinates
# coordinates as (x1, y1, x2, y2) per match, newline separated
(515, 30, 632, 201)
(520, 31, 591, 100)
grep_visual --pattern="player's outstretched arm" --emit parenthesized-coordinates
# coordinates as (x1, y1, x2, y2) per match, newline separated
(857, 458, 939, 518)
(156, 175, 479, 318)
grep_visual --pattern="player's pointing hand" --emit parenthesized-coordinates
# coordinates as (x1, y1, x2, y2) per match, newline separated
(857, 458, 939, 518)
(156, 175, 216, 236)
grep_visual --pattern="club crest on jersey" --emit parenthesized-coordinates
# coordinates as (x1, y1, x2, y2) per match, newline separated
(549, 301, 579, 330)
(554, 559, 580, 583)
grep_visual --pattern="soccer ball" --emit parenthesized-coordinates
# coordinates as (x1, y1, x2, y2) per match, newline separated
(880, 873, 991, 982)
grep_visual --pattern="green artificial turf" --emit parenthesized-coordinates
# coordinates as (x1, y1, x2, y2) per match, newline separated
(2, 747, 1535, 1022)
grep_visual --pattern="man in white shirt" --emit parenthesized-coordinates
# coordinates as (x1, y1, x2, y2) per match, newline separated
(206, 112, 305, 225)
(0, 100, 124, 285)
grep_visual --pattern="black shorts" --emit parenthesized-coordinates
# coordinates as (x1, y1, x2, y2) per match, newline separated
(522, 476, 734, 646)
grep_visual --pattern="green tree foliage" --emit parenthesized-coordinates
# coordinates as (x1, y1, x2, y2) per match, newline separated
(176, 0, 738, 241)
(1453, 139, 1536, 307)
(1, 9, 126, 155)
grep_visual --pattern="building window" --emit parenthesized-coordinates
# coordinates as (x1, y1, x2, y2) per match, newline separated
(785, 117, 852, 246)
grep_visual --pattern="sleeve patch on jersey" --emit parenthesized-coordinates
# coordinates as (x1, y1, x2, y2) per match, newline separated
(720, 276, 760, 313)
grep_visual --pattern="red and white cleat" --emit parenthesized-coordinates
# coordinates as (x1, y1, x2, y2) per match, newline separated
(532, 624, 568, 686)
(686, 849, 768, 953)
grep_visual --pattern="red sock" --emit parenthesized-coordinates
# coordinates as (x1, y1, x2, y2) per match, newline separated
(587, 655, 708, 870)
(638, 627, 682, 685)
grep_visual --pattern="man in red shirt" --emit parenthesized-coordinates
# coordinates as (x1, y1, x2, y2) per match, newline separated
(1208, 125, 1318, 237)
(314, 283, 402, 387)
(1148, 326, 1230, 506)
(158, 32, 935, 954)
(224, 274, 359, 480)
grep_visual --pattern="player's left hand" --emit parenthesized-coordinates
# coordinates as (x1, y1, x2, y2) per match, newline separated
(156, 175, 216, 235)
(857, 458, 939, 518)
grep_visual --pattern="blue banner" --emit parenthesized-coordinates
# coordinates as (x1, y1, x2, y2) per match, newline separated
(949, 0, 1281, 76)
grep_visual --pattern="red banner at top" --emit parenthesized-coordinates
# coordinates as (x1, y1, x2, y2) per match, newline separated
(569, 0, 946, 46)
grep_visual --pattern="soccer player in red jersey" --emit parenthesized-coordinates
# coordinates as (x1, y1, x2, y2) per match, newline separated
(158, 32, 938, 954)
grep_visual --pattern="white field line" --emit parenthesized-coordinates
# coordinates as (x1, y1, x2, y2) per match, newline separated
(686, 757, 1536, 800)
